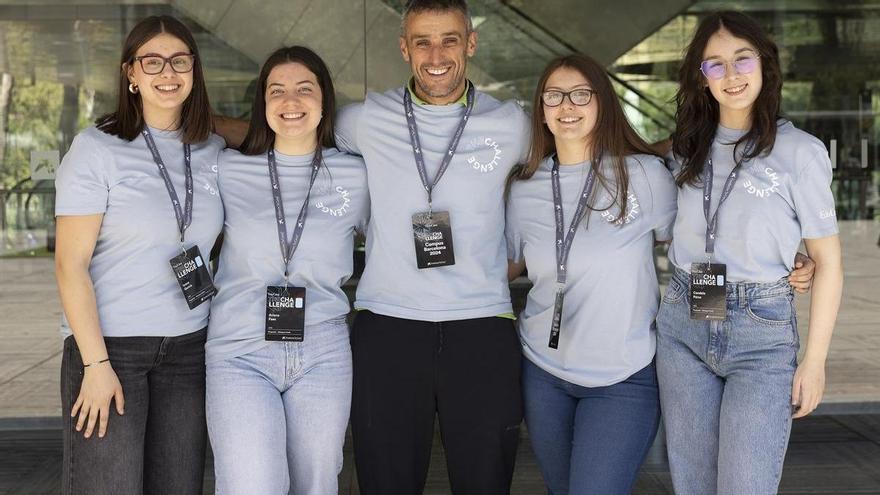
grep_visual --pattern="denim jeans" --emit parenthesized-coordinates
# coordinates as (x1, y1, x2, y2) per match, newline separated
(656, 267, 799, 495)
(61, 328, 208, 495)
(522, 358, 660, 495)
(206, 317, 352, 495)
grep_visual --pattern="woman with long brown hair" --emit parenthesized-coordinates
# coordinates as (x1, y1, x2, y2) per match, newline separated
(204, 46, 368, 494)
(54, 15, 222, 494)
(506, 53, 677, 494)
(657, 11, 843, 493)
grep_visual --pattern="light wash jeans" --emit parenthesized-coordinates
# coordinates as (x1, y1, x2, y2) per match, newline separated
(206, 317, 352, 495)
(656, 267, 799, 495)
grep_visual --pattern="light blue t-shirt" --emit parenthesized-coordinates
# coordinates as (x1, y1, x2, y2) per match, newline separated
(669, 121, 839, 282)
(205, 147, 369, 363)
(54, 126, 225, 337)
(335, 86, 530, 322)
(506, 154, 677, 387)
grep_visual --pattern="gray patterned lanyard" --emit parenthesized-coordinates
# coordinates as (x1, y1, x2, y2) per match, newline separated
(142, 128, 192, 244)
(268, 148, 322, 281)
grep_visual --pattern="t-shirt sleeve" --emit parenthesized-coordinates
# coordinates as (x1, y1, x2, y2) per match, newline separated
(504, 186, 524, 263)
(353, 159, 370, 235)
(646, 159, 678, 242)
(54, 131, 111, 216)
(334, 103, 364, 156)
(791, 149, 839, 239)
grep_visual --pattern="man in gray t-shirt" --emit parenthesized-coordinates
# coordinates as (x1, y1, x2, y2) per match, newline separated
(333, 1, 528, 492)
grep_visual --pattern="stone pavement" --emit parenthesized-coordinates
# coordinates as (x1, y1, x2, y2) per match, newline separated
(0, 220, 878, 422)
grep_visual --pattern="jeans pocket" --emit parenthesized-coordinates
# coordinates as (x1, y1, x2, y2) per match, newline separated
(662, 277, 686, 304)
(746, 296, 792, 327)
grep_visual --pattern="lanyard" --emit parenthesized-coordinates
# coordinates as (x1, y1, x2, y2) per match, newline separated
(142, 128, 192, 244)
(702, 157, 746, 256)
(268, 149, 322, 282)
(551, 156, 597, 287)
(403, 83, 475, 213)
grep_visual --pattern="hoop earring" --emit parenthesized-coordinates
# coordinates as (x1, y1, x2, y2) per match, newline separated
(128, 83, 139, 94)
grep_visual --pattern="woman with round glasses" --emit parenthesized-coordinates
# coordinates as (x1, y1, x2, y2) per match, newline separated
(54, 15, 222, 494)
(505, 53, 677, 494)
(657, 11, 842, 493)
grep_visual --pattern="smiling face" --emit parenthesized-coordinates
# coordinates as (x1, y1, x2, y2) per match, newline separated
(702, 27, 763, 128)
(126, 32, 193, 125)
(542, 66, 599, 154)
(264, 62, 322, 150)
(399, 9, 477, 104)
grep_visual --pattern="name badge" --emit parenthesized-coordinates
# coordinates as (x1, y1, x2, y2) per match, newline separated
(548, 289, 564, 349)
(265, 285, 306, 342)
(169, 245, 216, 310)
(412, 210, 455, 269)
(689, 262, 727, 320)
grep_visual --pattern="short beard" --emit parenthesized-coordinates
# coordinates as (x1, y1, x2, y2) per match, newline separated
(414, 71, 465, 100)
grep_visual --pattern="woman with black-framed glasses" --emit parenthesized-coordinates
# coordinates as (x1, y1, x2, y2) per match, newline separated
(657, 11, 842, 494)
(54, 15, 222, 494)
(505, 53, 677, 494)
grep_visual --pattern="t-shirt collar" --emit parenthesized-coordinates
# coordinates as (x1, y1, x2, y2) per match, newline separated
(406, 78, 471, 106)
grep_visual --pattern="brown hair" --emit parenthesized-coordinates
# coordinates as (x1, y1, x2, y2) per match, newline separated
(671, 11, 783, 187)
(239, 46, 337, 156)
(95, 15, 213, 144)
(512, 53, 659, 223)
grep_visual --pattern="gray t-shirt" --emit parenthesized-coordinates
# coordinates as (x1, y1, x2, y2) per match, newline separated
(669, 121, 839, 282)
(506, 154, 677, 387)
(205, 147, 368, 363)
(335, 87, 530, 321)
(54, 126, 224, 337)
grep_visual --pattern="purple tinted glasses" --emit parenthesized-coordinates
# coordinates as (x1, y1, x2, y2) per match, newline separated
(699, 52, 760, 80)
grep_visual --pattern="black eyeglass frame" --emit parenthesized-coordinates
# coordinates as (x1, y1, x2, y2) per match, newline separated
(132, 53, 196, 75)
(541, 88, 596, 107)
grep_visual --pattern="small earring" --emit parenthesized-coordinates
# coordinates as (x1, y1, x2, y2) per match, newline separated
(128, 83, 139, 94)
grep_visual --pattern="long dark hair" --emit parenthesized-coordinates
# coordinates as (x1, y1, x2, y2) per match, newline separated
(95, 15, 213, 144)
(239, 46, 337, 156)
(671, 11, 782, 187)
(512, 53, 659, 223)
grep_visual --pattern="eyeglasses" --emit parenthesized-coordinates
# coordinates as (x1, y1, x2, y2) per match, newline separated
(541, 89, 595, 107)
(133, 54, 196, 75)
(699, 52, 760, 80)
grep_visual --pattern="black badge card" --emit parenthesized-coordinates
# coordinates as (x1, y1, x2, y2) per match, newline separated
(689, 262, 727, 320)
(169, 245, 216, 310)
(412, 210, 455, 269)
(265, 286, 306, 342)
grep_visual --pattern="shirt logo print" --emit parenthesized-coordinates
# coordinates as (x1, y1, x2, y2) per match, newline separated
(466, 137, 502, 173)
(601, 193, 640, 225)
(742, 167, 780, 198)
(315, 186, 351, 217)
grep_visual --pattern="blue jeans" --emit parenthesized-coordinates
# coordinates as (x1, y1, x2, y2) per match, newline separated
(522, 358, 660, 495)
(656, 267, 799, 495)
(206, 317, 352, 495)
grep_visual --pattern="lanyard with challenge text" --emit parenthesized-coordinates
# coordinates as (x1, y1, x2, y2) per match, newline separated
(548, 157, 596, 349)
(688, 156, 745, 320)
(264, 148, 321, 342)
(404, 83, 475, 269)
(143, 128, 215, 310)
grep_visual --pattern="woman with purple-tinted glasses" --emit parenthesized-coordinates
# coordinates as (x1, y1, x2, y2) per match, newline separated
(656, 11, 843, 494)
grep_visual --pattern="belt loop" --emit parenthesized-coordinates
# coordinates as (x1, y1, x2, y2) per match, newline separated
(738, 283, 747, 309)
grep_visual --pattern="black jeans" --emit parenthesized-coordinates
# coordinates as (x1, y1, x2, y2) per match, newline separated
(350, 311, 523, 494)
(61, 328, 208, 495)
